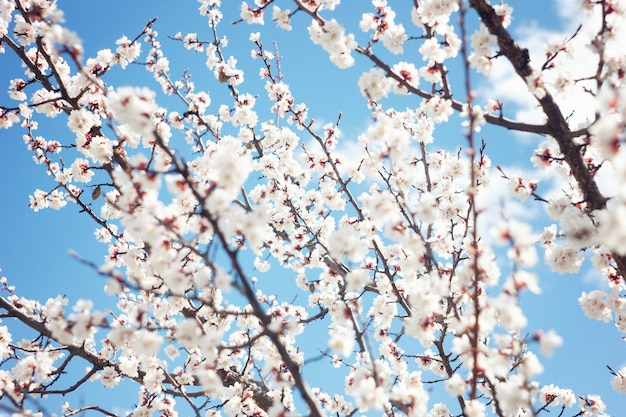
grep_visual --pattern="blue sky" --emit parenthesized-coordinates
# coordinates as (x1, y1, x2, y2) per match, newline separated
(1, 0, 625, 415)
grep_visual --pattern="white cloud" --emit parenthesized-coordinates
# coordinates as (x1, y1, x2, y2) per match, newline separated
(582, 265, 610, 289)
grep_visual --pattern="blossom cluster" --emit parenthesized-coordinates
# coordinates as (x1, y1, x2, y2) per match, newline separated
(0, 0, 625, 417)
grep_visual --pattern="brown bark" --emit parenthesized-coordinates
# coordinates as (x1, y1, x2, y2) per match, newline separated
(469, 0, 626, 280)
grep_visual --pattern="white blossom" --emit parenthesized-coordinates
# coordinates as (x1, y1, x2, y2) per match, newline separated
(358, 68, 392, 102)
(1, 2, 626, 417)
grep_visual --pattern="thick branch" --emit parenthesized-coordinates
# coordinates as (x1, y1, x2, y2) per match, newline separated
(468, 0, 607, 210)
(468, 0, 626, 281)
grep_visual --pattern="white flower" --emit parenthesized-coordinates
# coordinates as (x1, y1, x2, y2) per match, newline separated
(391, 61, 419, 94)
(468, 25, 497, 74)
(460, 103, 486, 132)
(427, 403, 451, 417)
(520, 351, 543, 377)
(417, 0, 459, 26)
(118, 356, 139, 378)
(495, 295, 527, 331)
(272, 6, 291, 30)
(496, 375, 529, 415)
(13, 356, 37, 382)
(116, 35, 141, 68)
(545, 244, 583, 274)
(358, 68, 392, 102)
(345, 269, 369, 292)
(508, 173, 538, 202)
(421, 96, 453, 123)
(29, 189, 49, 212)
(559, 208, 596, 249)
(589, 113, 621, 160)
(71, 158, 93, 183)
(463, 399, 486, 417)
(526, 69, 547, 99)
(8, 78, 26, 100)
(240, 2, 264, 24)
(100, 366, 120, 388)
(597, 204, 626, 256)
(470, 24, 495, 55)
(130, 329, 163, 358)
(381, 24, 407, 54)
(539, 224, 557, 247)
(508, 270, 541, 294)
(419, 37, 446, 63)
(327, 225, 367, 263)
(579, 395, 606, 416)
(87, 136, 115, 163)
(328, 324, 354, 357)
(165, 344, 180, 360)
(183, 33, 202, 51)
(195, 366, 224, 393)
(308, 19, 356, 68)
(445, 373, 466, 396)
(493, 3, 514, 28)
(108, 86, 158, 137)
(67, 108, 100, 135)
(354, 376, 388, 411)
(0, 325, 12, 359)
(610, 367, 626, 394)
(13, 15, 37, 46)
(579, 290, 612, 322)
(539, 384, 576, 406)
(47, 189, 67, 210)
(537, 330, 563, 357)
(189, 91, 211, 113)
